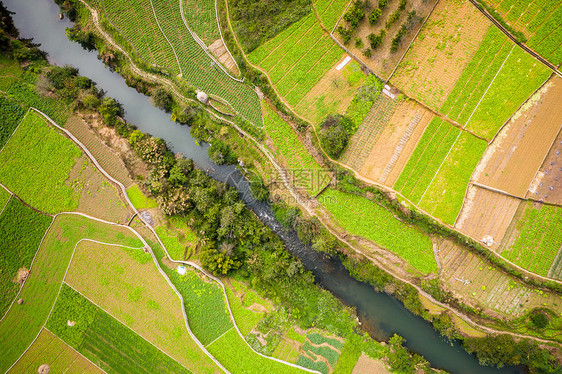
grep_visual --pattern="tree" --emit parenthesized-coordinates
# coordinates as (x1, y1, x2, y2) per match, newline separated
(319, 115, 350, 159)
(152, 88, 173, 112)
(343, 0, 366, 29)
(336, 26, 354, 44)
(368, 8, 382, 25)
(530, 312, 549, 329)
(367, 29, 386, 49)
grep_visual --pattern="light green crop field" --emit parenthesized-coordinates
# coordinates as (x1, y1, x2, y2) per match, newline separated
(0, 198, 52, 316)
(321, 188, 437, 274)
(182, 0, 220, 45)
(226, 279, 271, 335)
(394, 118, 487, 225)
(314, 0, 351, 30)
(262, 102, 326, 196)
(440, 26, 551, 140)
(0, 96, 27, 150)
(483, 0, 562, 65)
(0, 111, 81, 214)
(126, 184, 158, 210)
(0, 187, 10, 212)
(47, 284, 192, 374)
(502, 203, 562, 277)
(98, 0, 262, 126)
(0, 214, 141, 373)
(248, 14, 345, 121)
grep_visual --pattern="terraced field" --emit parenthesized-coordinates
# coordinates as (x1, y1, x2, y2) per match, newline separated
(248, 13, 351, 124)
(98, 0, 262, 125)
(394, 118, 488, 225)
(182, 0, 220, 45)
(482, 0, 562, 65)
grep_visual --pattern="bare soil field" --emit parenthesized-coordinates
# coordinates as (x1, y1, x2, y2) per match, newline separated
(473, 76, 562, 198)
(436, 238, 562, 317)
(455, 184, 521, 251)
(352, 353, 390, 374)
(65, 241, 220, 374)
(208, 39, 240, 76)
(390, 0, 490, 111)
(333, 0, 438, 80)
(359, 99, 433, 186)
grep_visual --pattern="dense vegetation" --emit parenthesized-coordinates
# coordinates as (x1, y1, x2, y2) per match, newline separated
(0, 198, 52, 315)
(0, 96, 26, 149)
(229, 0, 312, 53)
(318, 115, 350, 159)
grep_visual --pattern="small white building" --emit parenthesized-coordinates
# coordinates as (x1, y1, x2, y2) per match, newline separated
(177, 265, 187, 275)
(196, 91, 209, 105)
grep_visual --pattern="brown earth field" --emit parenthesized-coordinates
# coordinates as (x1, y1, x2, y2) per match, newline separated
(361, 98, 434, 186)
(333, 0, 438, 80)
(352, 353, 391, 374)
(8, 328, 104, 374)
(455, 184, 521, 251)
(65, 240, 221, 374)
(390, 0, 490, 111)
(436, 238, 562, 318)
(473, 76, 562, 198)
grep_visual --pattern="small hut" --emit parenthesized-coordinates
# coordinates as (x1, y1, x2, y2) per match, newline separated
(196, 91, 209, 105)
(177, 265, 187, 275)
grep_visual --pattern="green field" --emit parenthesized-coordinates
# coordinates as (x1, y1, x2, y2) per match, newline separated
(314, 0, 351, 30)
(47, 284, 192, 374)
(262, 103, 326, 196)
(0, 96, 27, 150)
(321, 188, 437, 274)
(394, 118, 487, 224)
(297, 333, 342, 372)
(502, 203, 562, 276)
(0, 214, 141, 372)
(0, 187, 10, 212)
(440, 26, 551, 139)
(484, 0, 562, 65)
(98, 0, 262, 126)
(126, 184, 158, 210)
(0, 111, 81, 214)
(248, 14, 344, 117)
(182, 0, 220, 45)
(226, 279, 270, 335)
(0, 198, 52, 316)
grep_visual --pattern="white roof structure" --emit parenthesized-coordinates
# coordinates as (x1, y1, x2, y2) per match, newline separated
(177, 265, 187, 275)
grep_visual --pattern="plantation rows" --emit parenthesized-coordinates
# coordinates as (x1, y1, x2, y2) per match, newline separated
(314, 0, 351, 30)
(295, 332, 342, 373)
(48, 285, 191, 374)
(102, 0, 263, 126)
(502, 203, 562, 277)
(440, 26, 550, 140)
(182, 0, 220, 45)
(321, 188, 437, 274)
(395, 118, 487, 224)
(0, 96, 26, 149)
(249, 14, 343, 112)
(263, 103, 326, 196)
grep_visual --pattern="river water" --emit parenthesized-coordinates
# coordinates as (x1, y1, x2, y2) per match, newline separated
(8, 1, 523, 373)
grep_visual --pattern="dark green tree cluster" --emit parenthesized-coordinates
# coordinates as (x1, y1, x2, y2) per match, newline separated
(367, 29, 386, 49)
(318, 114, 351, 159)
(0, 3, 45, 62)
(343, 0, 366, 28)
(390, 10, 418, 52)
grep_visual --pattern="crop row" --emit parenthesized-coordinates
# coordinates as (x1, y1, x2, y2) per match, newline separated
(527, 5, 562, 65)
(0, 111, 81, 214)
(314, 0, 351, 30)
(0, 96, 26, 149)
(307, 332, 343, 350)
(321, 188, 437, 274)
(296, 354, 329, 374)
(102, 0, 262, 126)
(182, 0, 221, 45)
(0, 198, 52, 316)
(503, 203, 562, 276)
(302, 341, 340, 365)
(263, 103, 326, 196)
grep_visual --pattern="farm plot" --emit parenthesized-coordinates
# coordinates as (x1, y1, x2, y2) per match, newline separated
(320, 188, 437, 274)
(482, 0, 562, 66)
(47, 284, 192, 374)
(65, 240, 220, 373)
(394, 118, 488, 225)
(8, 329, 104, 374)
(248, 14, 349, 125)
(473, 76, 562, 198)
(0, 198, 52, 316)
(345, 96, 433, 186)
(0, 214, 141, 373)
(0, 186, 9, 211)
(0, 96, 26, 149)
(440, 26, 551, 140)
(455, 185, 521, 251)
(263, 102, 327, 196)
(437, 238, 562, 317)
(99, 0, 262, 126)
(182, 0, 220, 45)
(225, 279, 272, 336)
(391, 0, 490, 110)
(0, 111, 81, 214)
(333, 0, 438, 80)
(313, 0, 350, 30)
(500, 202, 562, 277)
(296, 332, 342, 374)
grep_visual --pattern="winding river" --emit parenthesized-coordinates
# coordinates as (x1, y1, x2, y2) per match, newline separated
(8, 1, 523, 373)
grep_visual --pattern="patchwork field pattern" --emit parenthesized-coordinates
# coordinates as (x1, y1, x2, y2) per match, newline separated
(0, 111, 81, 214)
(483, 0, 562, 65)
(8, 329, 104, 374)
(472, 76, 562, 198)
(47, 284, 192, 374)
(441, 26, 551, 139)
(500, 202, 562, 277)
(321, 188, 437, 274)
(296, 332, 343, 374)
(99, 0, 262, 125)
(391, 0, 490, 110)
(394, 118, 488, 224)
(65, 240, 219, 373)
(182, 0, 220, 45)
(437, 238, 562, 316)
(455, 185, 521, 251)
(248, 14, 346, 124)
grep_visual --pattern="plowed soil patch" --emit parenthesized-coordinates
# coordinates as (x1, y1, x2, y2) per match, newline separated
(474, 76, 562, 198)
(352, 353, 390, 374)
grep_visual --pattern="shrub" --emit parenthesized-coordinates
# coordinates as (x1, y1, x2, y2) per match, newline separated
(354, 37, 364, 49)
(363, 48, 372, 58)
(152, 87, 173, 112)
(530, 312, 549, 329)
(367, 29, 386, 49)
(336, 26, 354, 44)
(369, 8, 382, 25)
(319, 115, 350, 159)
(343, 0, 366, 29)
(378, 0, 388, 9)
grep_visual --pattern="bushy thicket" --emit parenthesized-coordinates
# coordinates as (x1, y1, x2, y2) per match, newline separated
(318, 115, 351, 159)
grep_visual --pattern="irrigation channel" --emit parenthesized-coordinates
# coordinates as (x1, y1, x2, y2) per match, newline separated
(7, 1, 525, 373)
